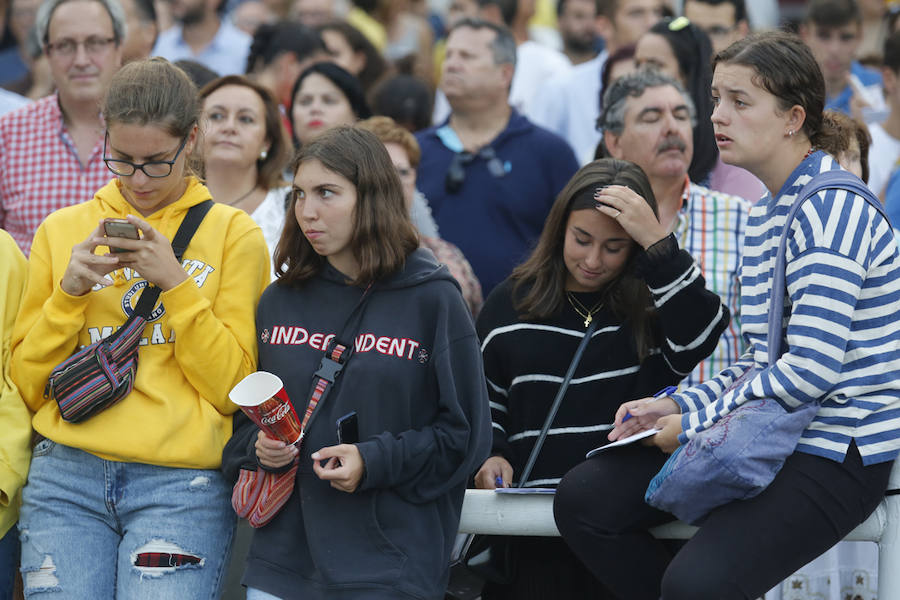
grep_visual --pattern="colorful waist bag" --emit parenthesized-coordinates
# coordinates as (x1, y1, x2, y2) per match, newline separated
(44, 201, 213, 423)
(645, 170, 890, 525)
(232, 284, 375, 528)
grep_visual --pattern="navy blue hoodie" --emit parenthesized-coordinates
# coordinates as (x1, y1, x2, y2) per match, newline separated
(222, 248, 491, 599)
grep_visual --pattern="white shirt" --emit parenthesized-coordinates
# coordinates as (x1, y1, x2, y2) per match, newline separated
(867, 122, 900, 199)
(528, 51, 607, 165)
(250, 186, 290, 280)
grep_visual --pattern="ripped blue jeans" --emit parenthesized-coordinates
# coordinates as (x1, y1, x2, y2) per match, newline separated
(19, 439, 236, 599)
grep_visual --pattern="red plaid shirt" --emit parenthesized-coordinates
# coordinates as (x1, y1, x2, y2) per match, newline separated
(0, 94, 110, 256)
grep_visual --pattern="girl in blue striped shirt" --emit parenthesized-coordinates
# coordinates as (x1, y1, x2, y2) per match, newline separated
(555, 30, 900, 600)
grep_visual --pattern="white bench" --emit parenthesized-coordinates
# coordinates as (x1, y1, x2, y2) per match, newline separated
(458, 461, 900, 596)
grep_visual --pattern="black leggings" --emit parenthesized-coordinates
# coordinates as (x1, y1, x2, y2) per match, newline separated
(553, 442, 892, 600)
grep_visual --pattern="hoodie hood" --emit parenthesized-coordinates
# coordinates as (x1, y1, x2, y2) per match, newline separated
(95, 176, 212, 237)
(319, 247, 460, 292)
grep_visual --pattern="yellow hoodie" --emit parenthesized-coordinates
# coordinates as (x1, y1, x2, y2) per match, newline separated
(0, 230, 29, 539)
(10, 177, 270, 470)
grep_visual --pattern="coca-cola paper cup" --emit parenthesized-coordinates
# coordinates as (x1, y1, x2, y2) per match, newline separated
(229, 371, 302, 445)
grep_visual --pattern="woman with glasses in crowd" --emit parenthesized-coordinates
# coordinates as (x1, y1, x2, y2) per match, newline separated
(10, 58, 269, 598)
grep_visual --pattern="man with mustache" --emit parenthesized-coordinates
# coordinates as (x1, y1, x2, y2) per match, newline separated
(600, 69, 750, 387)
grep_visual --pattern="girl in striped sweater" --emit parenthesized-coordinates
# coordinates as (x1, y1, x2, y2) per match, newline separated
(555, 31, 900, 600)
(473, 158, 729, 599)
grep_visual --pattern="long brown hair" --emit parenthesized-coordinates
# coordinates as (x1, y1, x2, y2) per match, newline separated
(274, 126, 419, 286)
(512, 158, 660, 359)
(199, 75, 292, 191)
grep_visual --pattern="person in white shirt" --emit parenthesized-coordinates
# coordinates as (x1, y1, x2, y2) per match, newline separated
(529, 0, 664, 165)
(868, 30, 900, 200)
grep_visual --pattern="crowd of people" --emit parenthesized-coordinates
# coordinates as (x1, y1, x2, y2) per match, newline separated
(2, 0, 900, 599)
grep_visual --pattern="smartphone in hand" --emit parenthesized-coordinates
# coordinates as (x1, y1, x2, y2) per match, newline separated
(103, 218, 140, 253)
(336, 411, 359, 444)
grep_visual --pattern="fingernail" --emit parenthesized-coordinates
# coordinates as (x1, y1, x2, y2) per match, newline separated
(311, 452, 320, 459)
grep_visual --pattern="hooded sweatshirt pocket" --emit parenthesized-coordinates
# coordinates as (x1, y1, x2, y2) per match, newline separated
(300, 475, 407, 585)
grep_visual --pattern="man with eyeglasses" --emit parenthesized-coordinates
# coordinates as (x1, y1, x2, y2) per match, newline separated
(415, 18, 578, 296)
(0, 0, 124, 256)
(682, 0, 747, 54)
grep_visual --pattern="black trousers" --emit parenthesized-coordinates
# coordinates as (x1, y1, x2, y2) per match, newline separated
(553, 442, 892, 600)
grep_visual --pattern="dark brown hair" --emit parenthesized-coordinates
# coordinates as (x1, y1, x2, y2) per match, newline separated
(512, 158, 660, 360)
(274, 126, 419, 286)
(713, 30, 835, 150)
(199, 74, 291, 190)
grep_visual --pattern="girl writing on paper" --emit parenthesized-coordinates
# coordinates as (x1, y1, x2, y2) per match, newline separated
(554, 31, 900, 600)
(473, 158, 729, 599)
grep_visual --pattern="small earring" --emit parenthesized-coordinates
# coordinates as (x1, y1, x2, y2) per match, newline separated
(788, 130, 794, 137)
(259, 149, 268, 160)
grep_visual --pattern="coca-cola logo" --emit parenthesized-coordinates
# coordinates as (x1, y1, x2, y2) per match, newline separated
(261, 402, 291, 425)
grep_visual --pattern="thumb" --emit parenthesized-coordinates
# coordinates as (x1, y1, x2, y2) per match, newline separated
(311, 445, 338, 460)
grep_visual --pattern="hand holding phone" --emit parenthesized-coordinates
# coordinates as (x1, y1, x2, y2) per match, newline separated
(103, 218, 140, 253)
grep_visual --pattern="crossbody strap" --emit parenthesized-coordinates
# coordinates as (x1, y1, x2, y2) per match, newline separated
(769, 170, 887, 364)
(518, 317, 599, 487)
(132, 200, 214, 319)
(297, 283, 376, 446)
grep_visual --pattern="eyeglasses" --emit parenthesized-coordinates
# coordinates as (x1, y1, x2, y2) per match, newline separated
(103, 132, 190, 178)
(46, 36, 117, 57)
(445, 146, 507, 194)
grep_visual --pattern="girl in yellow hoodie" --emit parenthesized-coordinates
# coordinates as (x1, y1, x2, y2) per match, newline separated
(10, 58, 269, 599)
(0, 230, 28, 600)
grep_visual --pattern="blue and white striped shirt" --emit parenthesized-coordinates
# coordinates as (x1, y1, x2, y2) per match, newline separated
(672, 152, 900, 465)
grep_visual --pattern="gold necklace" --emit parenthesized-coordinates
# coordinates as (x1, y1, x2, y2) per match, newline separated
(566, 292, 604, 328)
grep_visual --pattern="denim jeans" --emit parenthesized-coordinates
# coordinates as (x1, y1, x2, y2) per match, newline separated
(19, 439, 236, 600)
(0, 525, 18, 600)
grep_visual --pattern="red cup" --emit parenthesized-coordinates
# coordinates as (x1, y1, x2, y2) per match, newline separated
(229, 371, 303, 445)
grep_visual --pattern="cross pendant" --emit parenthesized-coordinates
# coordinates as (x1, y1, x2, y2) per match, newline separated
(584, 315, 591, 327)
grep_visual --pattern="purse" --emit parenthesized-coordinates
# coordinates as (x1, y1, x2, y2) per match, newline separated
(231, 284, 375, 528)
(447, 317, 600, 598)
(645, 170, 890, 525)
(44, 201, 213, 423)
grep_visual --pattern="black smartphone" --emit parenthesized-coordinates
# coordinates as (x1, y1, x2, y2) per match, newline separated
(103, 219, 140, 253)
(336, 411, 359, 445)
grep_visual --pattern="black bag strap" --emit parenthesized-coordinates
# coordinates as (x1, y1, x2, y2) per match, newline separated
(296, 283, 376, 444)
(132, 200, 214, 319)
(518, 317, 599, 487)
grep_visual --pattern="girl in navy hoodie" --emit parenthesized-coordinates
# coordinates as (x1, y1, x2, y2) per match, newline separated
(222, 126, 491, 600)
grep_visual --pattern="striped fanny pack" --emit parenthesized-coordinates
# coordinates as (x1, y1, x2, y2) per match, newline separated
(45, 303, 154, 422)
(44, 200, 213, 423)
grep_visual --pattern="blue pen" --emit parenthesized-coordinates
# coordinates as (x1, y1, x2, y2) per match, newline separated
(621, 385, 677, 423)
(495, 476, 504, 488)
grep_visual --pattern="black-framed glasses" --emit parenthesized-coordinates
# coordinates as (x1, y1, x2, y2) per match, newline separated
(46, 36, 116, 57)
(444, 146, 507, 194)
(103, 132, 189, 178)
